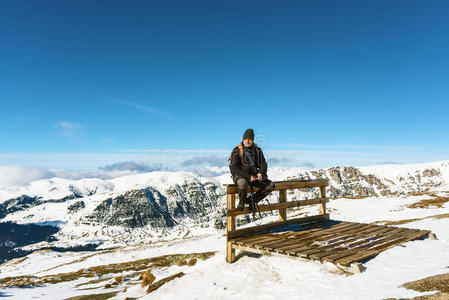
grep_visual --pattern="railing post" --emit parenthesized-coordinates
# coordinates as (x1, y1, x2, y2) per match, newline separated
(279, 189, 287, 221)
(319, 186, 327, 216)
(226, 193, 236, 263)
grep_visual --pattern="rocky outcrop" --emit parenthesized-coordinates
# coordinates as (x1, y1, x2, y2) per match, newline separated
(288, 166, 447, 199)
(83, 179, 224, 228)
(0, 195, 40, 219)
(84, 188, 176, 228)
(68, 201, 85, 213)
(0, 193, 84, 220)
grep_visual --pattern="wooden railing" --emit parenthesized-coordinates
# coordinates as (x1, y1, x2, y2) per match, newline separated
(223, 178, 330, 263)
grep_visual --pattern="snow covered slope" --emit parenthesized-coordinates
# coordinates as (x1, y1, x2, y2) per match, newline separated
(1, 188, 448, 299)
(0, 161, 448, 250)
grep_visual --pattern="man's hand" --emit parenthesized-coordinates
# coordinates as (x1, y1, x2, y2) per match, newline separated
(250, 175, 257, 182)
(256, 173, 263, 181)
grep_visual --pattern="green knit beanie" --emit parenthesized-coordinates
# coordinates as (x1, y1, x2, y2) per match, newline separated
(242, 128, 254, 140)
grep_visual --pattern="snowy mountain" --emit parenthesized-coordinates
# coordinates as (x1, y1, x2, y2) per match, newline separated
(0, 161, 448, 253)
(0, 160, 448, 299)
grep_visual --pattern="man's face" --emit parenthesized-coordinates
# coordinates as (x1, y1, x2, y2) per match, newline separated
(243, 138, 253, 147)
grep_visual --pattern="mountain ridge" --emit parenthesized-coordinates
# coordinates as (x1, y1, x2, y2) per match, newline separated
(0, 160, 448, 252)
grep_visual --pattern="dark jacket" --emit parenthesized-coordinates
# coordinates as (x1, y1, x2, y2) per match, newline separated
(229, 142, 268, 181)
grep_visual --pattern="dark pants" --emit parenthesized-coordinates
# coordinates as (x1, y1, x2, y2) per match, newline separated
(233, 176, 275, 205)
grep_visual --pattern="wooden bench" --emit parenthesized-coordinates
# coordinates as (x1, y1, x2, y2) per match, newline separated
(223, 179, 434, 273)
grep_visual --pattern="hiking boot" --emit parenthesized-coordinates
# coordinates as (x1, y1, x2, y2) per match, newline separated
(246, 198, 256, 212)
(237, 199, 245, 211)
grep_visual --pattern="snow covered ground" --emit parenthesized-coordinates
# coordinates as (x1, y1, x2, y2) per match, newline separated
(1, 189, 448, 300)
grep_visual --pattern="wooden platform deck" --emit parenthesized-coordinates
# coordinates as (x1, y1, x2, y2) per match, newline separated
(224, 179, 434, 273)
(230, 217, 431, 273)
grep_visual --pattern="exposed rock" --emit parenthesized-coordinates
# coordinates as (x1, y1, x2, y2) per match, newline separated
(0, 195, 40, 219)
(68, 201, 85, 213)
(85, 188, 176, 228)
(423, 168, 441, 177)
(0, 192, 86, 220)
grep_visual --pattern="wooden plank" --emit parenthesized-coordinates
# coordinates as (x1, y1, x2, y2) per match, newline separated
(335, 229, 430, 266)
(280, 222, 363, 246)
(234, 234, 277, 246)
(337, 226, 399, 249)
(255, 222, 335, 250)
(335, 229, 428, 265)
(274, 223, 367, 254)
(227, 198, 329, 217)
(233, 232, 277, 243)
(319, 186, 326, 215)
(291, 223, 378, 256)
(279, 189, 287, 222)
(224, 179, 329, 194)
(237, 235, 280, 248)
(320, 227, 412, 261)
(231, 244, 272, 256)
(314, 223, 391, 249)
(226, 194, 236, 263)
(269, 222, 358, 251)
(227, 214, 329, 240)
(281, 223, 374, 255)
(305, 226, 400, 259)
(250, 235, 299, 248)
(328, 223, 378, 237)
(321, 227, 413, 263)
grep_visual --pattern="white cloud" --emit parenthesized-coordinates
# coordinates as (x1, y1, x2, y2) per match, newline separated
(0, 166, 55, 188)
(0, 163, 228, 190)
(0, 164, 161, 189)
(109, 98, 168, 117)
(54, 121, 84, 138)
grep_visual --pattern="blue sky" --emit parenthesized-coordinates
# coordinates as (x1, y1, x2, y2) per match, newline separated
(0, 0, 448, 170)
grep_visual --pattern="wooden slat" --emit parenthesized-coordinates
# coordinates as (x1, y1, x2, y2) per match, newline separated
(254, 222, 334, 250)
(335, 229, 430, 266)
(237, 235, 280, 248)
(227, 198, 329, 217)
(265, 222, 366, 253)
(232, 232, 276, 242)
(306, 226, 400, 259)
(269, 222, 358, 251)
(250, 235, 298, 248)
(274, 223, 366, 254)
(234, 234, 277, 245)
(224, 179, 329, 194)
(315, 223, 389, 248)
(321, 227, 413, 263)
(320, 227, 412, 262)
(227, 214, 329, 240)
(231, 244, 272, 256)
(291, 224, 378, 256)
(281, 223, 374, 255)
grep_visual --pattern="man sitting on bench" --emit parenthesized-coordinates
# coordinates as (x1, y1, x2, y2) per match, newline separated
(229, 128, 275, 211)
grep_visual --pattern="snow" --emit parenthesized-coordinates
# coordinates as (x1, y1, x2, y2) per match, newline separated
(1, 189, 448, 299)
(360, 160, 449, 189)
(1, 161, 449, 299)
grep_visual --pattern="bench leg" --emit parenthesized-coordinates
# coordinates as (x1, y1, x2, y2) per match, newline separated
(226, 194, 236, 263)
(226, 241, 235, 263)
